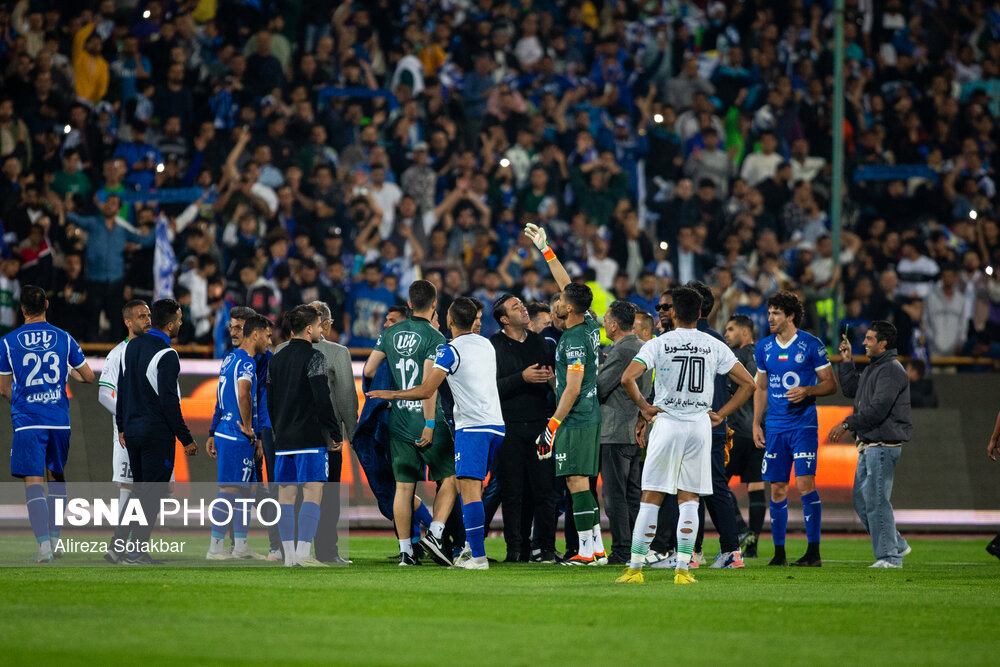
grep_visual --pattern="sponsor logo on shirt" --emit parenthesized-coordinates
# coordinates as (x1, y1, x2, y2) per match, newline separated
(393, 331, 423, 357)
(18, 330, 56, 352)
(26, 387, 62, 403)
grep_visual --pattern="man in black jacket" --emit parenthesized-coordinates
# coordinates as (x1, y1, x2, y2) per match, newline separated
(267, 305, 343, 567)
(490, 294, 558, 562)
(113, 298, 198, 564)
(831, 320, 912, 568)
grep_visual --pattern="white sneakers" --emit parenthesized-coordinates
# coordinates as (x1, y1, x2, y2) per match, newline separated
(869, 559, 902, 568)
(453, 555, 489, 570)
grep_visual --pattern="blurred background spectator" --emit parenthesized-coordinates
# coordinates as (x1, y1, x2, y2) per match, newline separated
(0, 0, 995, 367)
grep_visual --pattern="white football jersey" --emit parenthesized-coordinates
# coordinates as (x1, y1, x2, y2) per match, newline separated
(634, 327, 739, 422)
(433, 333, 504, 430)
(100, 340, 128, 442)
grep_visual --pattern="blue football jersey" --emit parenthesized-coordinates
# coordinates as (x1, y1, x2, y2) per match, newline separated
(215, 348, 258, 437)
(754, 331, 831, 433)
(0, 322, 86, 431)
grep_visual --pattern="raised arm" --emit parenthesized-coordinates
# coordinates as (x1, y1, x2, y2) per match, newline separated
(524, 223, 571, 290)
(367, 365, 447, 401)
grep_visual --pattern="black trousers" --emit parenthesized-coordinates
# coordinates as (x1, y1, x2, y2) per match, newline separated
(649, 432, 739, 554)
(601, 443, 642, 558)
(313, 448, 343, 561)
(118, 436, 175, 547)
(86, 279, 124, 342)
(498, 421, 556, 553)
(253, 428, 281, 552)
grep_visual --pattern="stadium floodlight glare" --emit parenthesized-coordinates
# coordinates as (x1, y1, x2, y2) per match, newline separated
(659, 241, 668, 250)
(63, 125, 71, 134)
(156, 163, 165, 173)
(653, 113, 664, 124)
(970, 210, 978, 220)
(987, 265, 994, 277)
(499, 158, 510, 168)
(143, 10, 151, 18)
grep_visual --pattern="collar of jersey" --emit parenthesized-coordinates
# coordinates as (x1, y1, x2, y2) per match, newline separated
(149, 329, 171, 345)
(412, 316, 429, 322)
(774, 332, 799, 349)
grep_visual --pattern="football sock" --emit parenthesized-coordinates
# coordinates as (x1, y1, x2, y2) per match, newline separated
(770, 499, 788, 546)
(26, 484, 50, 547)
(233, 494, 249, 540)
(676, 500, 699, 571)
(414, 500, 433, 529)
(592, 504, 605, 555)
(278, 503, 295, 564)
(571, 491, 595, 559)
(801, 490, 822, 547)
(399, 538, 413, 556)
(629, 502, 659, 569)
(462, 501, 486, 558)
(295, 501, 321, 558)
(429, 520, 445, 540)
(748, 490, 767, 537)
(211, 492, 237, 540)
(47, 480, 66, 543)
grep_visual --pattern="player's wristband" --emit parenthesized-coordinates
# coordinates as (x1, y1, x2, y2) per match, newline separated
(547, 416, 561, 430)
(541, 245, 556, 262)
(425, 419, 436, 430)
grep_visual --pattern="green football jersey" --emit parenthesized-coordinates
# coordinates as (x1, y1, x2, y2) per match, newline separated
(374, 317, 447, 440)
(554, 312, 601, 428)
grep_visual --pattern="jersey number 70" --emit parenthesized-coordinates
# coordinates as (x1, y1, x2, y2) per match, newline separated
(672, 355, 705, 393)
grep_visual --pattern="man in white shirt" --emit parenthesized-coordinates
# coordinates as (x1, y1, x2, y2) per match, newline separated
(368, 297, 506, 571)
(740, 131, 784, 188)
(370, 164, 403, 239)
(615, 286, 755, 584)
(896, 239, 940, 299)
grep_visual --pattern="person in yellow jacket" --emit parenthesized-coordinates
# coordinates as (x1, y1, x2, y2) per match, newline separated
(73, 23, 109, 103)
(584, 272, 615, 345)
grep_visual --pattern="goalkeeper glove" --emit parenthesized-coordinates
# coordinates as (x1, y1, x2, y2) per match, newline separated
(524, 223, 557, 262)
(536, 416, 560, 459)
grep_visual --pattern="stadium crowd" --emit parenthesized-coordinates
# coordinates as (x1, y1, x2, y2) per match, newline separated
(0, 0, 999, 360)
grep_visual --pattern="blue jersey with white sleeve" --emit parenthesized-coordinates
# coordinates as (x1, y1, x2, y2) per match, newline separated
(754, 330, 830, 433)
(0, 322, 86, 432)
(214, 348, 258, 438)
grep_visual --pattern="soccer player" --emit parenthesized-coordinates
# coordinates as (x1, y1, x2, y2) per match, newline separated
(98, 300, 152, 512)
(753, 290, 838, 566)
(363, 280, 458, 566)
(206, 314, 271, 560)
(0, 285, 95, 562)
(220, 306, 281, 561)
(616, 287, 755, 584)
(524, 223, 606, 566)
(723, 314, 767, 558)
(267, 305, 342, 567)
(368, 297, 505, 570)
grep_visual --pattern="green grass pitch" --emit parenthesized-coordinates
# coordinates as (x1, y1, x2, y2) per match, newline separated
(0, 535, 998, 665)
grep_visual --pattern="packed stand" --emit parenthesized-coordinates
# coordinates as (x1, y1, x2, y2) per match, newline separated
(0, 0, 997, 363)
